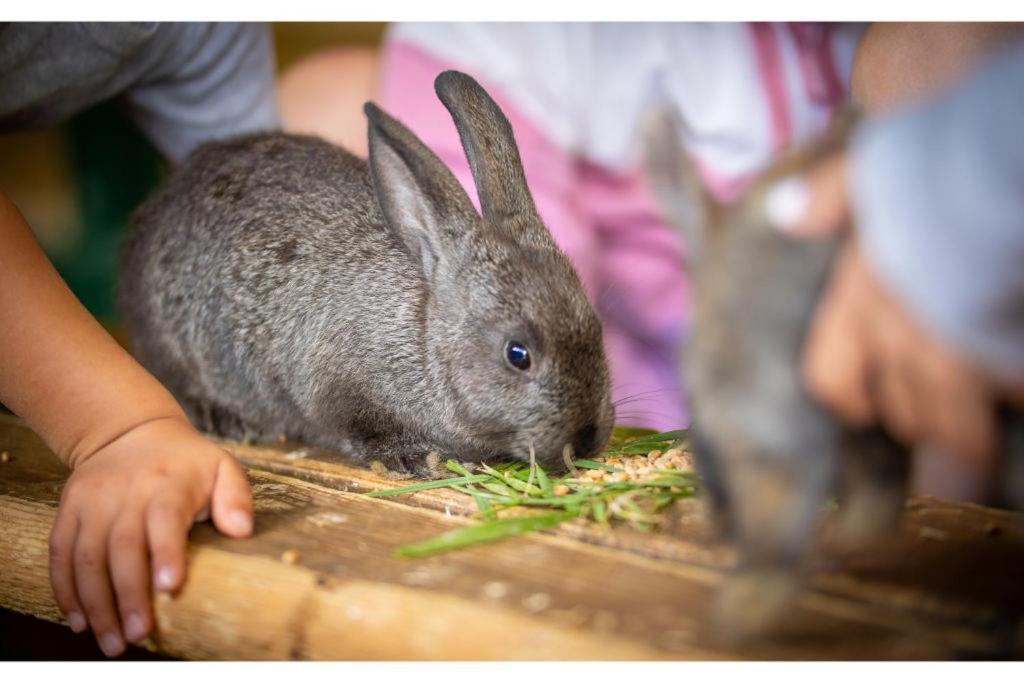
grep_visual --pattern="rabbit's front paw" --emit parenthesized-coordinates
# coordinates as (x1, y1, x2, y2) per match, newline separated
(185, 398, 263, 444)
(362, 437, 452, 480)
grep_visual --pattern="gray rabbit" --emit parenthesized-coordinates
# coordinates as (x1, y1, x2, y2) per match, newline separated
(644, 110, 1024, 639)
(119, 70, 615, 477)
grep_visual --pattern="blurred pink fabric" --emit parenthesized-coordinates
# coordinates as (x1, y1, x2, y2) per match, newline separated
(380, 41, 689, 431)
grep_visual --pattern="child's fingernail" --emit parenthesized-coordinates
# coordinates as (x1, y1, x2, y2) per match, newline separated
(764, 175, 811, 232)
(68, 611, 87, 633)
(123, 613, 147, 642)
(99, 631, 126, 657)
(154, 566, 176, 592)
(229, 509, 253, 535)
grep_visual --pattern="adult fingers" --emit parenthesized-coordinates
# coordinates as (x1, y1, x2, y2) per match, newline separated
(921, 352, 998, 474)
(865, 308, 924, 445)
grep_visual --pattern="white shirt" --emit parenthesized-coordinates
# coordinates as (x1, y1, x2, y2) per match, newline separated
(391, 22, 864, 197)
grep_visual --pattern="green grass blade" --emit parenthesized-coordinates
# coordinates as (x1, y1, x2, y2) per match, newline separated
(609, 427, 660, 442)
(503, 474, 542, 497)
(593, 499, 608, 525)
(480, 462, 510, 480)
(472, 493, 497, 521)
(480, 481, 519, 499)
(573, 459, 622, 472)
(620, 429, 689, 445)
(393, 511, 576, 558)
(535, 465, 553, 496)
(446, 460, 475, 477)
(365, 474, 491, 497)
(448, 483, 513, 502)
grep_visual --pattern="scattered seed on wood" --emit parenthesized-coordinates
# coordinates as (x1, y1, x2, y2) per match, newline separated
(280, 549, 300, 565)
(401, 570, 435, 587)
(523, 592, 552, 612)
(592, 610, 620, 632)
(482, 581, 509, 600)
(547, 606, 590, 628)
(307, 511, 349, 527)
(0, 451, 9, 464)
(919, 526, 948, 542)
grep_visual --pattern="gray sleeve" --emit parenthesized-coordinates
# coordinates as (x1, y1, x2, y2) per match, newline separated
(849, 41, 1024, 380)
(123, 22, 281, 163)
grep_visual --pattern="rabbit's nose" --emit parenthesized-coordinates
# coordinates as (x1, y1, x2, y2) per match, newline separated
(572, 423, 599, 458)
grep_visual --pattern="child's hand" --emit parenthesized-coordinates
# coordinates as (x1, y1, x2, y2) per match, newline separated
(48, 416, 253, 657)
(0, 192, 253, 656)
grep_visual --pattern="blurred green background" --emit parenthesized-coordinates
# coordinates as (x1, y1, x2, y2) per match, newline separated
(0, 22, 386, 329)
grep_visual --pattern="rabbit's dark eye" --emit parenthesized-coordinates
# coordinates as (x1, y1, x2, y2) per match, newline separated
(505, 341, 531, 371)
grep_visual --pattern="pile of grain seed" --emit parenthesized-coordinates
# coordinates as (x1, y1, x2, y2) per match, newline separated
(562, 447, 693, 491)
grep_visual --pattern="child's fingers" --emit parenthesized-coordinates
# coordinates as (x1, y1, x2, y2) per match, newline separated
(107, 513, 152, 644)
(72, 520, 126, 657)
(48, 511, 86, 633)
(145, 493, 192, 594)
(210, 455, 254, 538)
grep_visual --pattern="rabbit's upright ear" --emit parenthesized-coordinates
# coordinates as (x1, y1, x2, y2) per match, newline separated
(364, 102, 477, 278)
(434, 71, 543, 234)
(642, 108, 714, 264)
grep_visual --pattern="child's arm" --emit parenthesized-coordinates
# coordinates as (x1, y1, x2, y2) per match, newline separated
(0, 192, 254, 656)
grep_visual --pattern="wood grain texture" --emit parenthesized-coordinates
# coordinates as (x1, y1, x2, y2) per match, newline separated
(1, 413, 1023, 659)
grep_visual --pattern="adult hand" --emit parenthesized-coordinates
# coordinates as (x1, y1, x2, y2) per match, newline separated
(765, 154, 1010, 473)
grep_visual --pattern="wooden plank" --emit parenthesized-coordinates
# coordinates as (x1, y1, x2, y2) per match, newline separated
(227, 433, 1024, 636)
(2, 413, 1023, 659)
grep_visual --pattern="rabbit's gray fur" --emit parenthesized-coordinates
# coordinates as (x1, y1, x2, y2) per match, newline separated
(644, 109, 1024, 638)
(119, 71, 614, 476)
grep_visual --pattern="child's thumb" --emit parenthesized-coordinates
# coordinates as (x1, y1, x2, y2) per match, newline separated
(211, 455, 254, 538)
